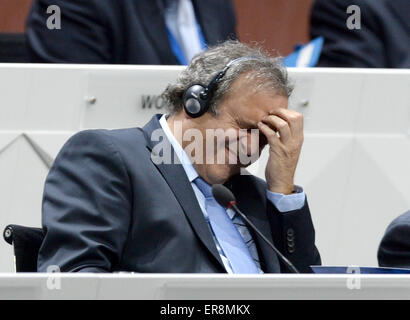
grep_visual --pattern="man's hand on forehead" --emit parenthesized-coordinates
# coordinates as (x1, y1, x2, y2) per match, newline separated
(257, 108, 304, 195)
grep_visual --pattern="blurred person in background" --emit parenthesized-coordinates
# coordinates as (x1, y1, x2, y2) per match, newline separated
(26, 0, 237, 65)
(311, 0, 410, 68)
(378, 210, 410, 269)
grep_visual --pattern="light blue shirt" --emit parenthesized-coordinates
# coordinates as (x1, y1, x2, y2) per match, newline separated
(159, 115, 306, 273)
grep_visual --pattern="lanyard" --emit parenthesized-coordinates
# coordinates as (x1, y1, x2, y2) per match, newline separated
(166, 22, 207, 65)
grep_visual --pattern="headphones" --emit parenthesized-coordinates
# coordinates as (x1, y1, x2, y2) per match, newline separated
(183, 56, 261, 118)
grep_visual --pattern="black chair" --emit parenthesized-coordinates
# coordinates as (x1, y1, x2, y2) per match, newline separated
(3, 224, 44, 272)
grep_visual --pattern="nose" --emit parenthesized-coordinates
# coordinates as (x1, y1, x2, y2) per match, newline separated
(238, 130, 261, 156)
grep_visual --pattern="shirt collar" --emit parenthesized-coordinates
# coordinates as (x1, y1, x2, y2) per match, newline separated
(159, 114, 199, 183)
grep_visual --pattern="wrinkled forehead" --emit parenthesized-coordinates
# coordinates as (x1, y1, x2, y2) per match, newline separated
(221, 85, 289, 129)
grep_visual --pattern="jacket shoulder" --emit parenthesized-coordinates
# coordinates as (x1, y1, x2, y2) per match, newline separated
(386, 211, 410, 233)
(57, 127, 146, 164)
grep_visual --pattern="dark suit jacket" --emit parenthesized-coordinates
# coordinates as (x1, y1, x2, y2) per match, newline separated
(26, 0, 237, 64)
(38, 114, 321, 273)
(378, 210, 410, 268)
(311, 0, 410, 68)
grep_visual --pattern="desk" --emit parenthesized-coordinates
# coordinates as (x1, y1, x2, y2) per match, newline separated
(0, 274, 409, 299)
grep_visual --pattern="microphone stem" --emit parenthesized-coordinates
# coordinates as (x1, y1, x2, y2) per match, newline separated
(232, 204, 299, 274)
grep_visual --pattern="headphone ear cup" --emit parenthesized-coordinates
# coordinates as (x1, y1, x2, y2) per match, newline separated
(183, 84, 208, 118)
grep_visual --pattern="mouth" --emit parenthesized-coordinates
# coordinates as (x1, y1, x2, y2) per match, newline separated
(212, 132, 263, 166)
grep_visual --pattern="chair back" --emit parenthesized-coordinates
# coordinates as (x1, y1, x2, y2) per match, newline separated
(3, 224, 44, 272)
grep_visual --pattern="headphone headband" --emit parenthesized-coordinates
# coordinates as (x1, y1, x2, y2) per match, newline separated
(183, 56, 262, 118)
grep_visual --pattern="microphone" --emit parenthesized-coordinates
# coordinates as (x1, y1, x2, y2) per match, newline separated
(212, 184, 299, 274)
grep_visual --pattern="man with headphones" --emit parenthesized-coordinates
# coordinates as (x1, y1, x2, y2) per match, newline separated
(38, 41, 321, 273)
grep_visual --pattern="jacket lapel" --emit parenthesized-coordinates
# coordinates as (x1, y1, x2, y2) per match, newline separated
(191, 0, 220, 46)
(134, 0, 180, 65)
(227, 175, 281, 273)
(142, 115, 225, 271)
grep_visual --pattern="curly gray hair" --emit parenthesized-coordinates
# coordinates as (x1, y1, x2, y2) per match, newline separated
(162, 40, 293, 115)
